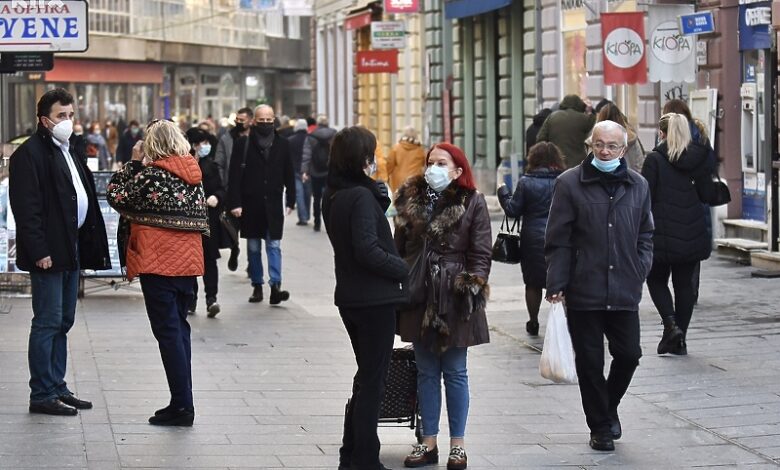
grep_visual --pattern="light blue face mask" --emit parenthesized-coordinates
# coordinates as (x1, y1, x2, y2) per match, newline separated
(197, 144, 211, 158)
(591, 157, 621, 173)
(425, 165, 452, 192)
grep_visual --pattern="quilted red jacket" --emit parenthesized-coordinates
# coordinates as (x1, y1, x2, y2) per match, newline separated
(108, 155, 206, 280)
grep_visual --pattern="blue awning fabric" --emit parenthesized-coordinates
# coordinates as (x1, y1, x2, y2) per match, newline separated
(444, 0, 512, 19)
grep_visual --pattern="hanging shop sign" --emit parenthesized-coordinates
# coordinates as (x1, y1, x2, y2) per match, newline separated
(444, 0, 511, 19)
(356, 50, 399, 74)
(385, 0, 418, 14)
(0, 0, 88, 53)
(679, 11, 715, 35)
(239, 0, 279, 11)
(648, 5, 695, 83)
(601, 12, 648, 85)
(739, 0, 772, 50)
(371, 21, 405, 50)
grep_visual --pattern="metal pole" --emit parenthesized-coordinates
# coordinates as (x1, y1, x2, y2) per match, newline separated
(0, 73, 8, 144)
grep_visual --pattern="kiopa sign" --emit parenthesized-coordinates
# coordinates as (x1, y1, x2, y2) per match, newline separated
(0, 0, 89, 52)
(356, 50, 399, 74)
(601, 12, 647, 85)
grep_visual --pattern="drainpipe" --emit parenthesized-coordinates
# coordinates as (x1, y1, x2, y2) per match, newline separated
(535, 0, 542, 108)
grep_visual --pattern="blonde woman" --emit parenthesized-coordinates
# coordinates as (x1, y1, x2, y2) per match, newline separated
(107, 119, 209, 426)
(641, 113, 714, 356)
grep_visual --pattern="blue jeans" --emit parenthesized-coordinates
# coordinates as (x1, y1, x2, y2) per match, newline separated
(140, 274, 195, 409)
(295, 174, 312, 223)
(28, 269, 80, 402)
(413, 344, 469, 438)
(247, 235, 282, 287)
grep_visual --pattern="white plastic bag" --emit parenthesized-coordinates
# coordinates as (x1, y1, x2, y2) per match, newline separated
(539, 302, 578, 384)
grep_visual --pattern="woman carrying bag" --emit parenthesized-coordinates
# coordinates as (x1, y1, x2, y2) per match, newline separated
(642, 113, 714, 356)
(497, 142, 565, 336)
(394, 143, 492, 470)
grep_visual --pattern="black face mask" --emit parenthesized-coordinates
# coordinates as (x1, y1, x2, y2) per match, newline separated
(234, 122, 245, 133)
(254, 122, 275, 137)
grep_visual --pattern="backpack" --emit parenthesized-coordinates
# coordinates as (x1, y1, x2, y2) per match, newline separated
(310, 133, 332, 173)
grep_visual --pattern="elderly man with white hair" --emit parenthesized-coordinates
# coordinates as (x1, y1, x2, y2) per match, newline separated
(544, 120, 654, 452)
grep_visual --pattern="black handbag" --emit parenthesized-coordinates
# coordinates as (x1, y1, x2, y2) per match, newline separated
(400, 239, 429, 309)
(696, 172, 731, 207)
(219, 211, 239, 247)
(491, 216, 522, 264)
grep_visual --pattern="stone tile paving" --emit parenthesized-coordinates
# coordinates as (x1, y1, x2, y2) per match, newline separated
(0, 216, 777, 469)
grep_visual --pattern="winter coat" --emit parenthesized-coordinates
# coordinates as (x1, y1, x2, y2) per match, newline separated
(9, 125, 111, 273)
(287, 129, 308, 175)
(116, 129, 143, 164)
(394, 176, 492, 353)
(387, 140, 426, 193)
(497, 168, 562, 288)
(545, 156, 654, 312)
(536, 107, 596, 169)
(214, 130, 238, 186)
(199, 155, 227, 259)
(106, 155, 208, 280)
(226, 130, 296, 240)
(641, 141, 713, 265)
(322, 174, 409, 309)
(525, 109, 552, 154)
(302, 125, 337, 178)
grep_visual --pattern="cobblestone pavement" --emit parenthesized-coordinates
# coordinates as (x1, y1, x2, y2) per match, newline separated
(0, 216, 779, 469)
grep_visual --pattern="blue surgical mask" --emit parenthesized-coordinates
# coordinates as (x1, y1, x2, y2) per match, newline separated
(591, 157, 621, 173)
(425, 165, 452, 192)
(197, 144, 211, 158)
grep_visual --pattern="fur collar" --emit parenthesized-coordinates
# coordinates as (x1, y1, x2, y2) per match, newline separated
(395, 175, 474, 242)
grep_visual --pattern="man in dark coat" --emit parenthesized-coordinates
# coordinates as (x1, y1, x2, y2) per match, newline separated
(116, 120, 143, 164)
(227, 105, 296, 305)
(302, 114, 337, 232)
(288, 119, 312, 225)
(536, 95, 596, 168)
(545, 120, 654, 452)
(9, 88, 111, 416)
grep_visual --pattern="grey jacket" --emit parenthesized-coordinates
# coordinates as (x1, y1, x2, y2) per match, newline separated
(214, 132, 234, 186)
(545, 156, 654, 312)
(302, 125, 337, 178)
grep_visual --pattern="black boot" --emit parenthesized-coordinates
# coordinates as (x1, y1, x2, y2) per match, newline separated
(248, 285, 263, 303)
(657, 316, 684, 354)
(269, 284, 289, 305)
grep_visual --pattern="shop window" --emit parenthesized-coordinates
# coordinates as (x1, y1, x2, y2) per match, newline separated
(103, 85, 127, 126)
(561, 2, 587, 97)
(75, 84, 100, 126)
(129, 85, 155, 125)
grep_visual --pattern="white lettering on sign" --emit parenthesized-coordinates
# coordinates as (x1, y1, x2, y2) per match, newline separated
(695, 16, 709, 26)
(745, 7, 771, 26)
(651, 21, 692, 65)
(361, 57, 390, 68)
(739, 0, 769, 4)
(604, 27, 644, 69)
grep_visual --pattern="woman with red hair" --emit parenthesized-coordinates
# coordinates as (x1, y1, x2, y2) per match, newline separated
(394, 143, 492, 470)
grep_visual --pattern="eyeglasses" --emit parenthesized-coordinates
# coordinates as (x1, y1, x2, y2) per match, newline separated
(591, 142, 624, 153)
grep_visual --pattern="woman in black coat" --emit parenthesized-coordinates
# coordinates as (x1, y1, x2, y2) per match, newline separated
(187, 128, 227, 317)
(642, 113, 714, 356)
(497, 142, 565, 336)
(322, 126, 409, 470)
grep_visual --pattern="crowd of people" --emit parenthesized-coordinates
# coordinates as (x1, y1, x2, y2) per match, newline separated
(9, 87, 723, 469)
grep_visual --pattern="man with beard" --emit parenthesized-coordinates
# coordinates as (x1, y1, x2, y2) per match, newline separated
(227, 105, 296, 305)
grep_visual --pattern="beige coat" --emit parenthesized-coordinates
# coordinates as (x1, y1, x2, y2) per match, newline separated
(387, 140, 426, 193)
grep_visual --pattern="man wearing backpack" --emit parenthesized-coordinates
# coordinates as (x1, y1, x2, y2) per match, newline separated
(302, 115, 336, 232)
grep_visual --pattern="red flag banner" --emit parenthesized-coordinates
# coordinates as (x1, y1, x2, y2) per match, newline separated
(601, 12, 648, 85)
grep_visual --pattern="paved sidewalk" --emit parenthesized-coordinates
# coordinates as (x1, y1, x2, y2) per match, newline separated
(0, 216, 779, 469)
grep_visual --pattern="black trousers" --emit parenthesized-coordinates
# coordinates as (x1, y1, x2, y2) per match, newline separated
(311, 175, 327, 226)
(339, 305, 395, 470)
(139, 274, 195, 409)
(193, 251, 219, 303)
(646, 261, 698, 333)
(567, 309, 641, 435)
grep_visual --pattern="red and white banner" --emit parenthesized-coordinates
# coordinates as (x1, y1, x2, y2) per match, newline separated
(601, 12, 648, 85)
(385, 0, 419, 13)
(356, 50, 399, 74)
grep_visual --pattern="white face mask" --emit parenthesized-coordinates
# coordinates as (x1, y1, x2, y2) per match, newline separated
(49, 118, 73, 143)
(424, 165, 452, 192)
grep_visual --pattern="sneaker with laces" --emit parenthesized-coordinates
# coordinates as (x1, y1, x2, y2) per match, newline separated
(447, 446, 467, 470)
(403, 443, 438, 467)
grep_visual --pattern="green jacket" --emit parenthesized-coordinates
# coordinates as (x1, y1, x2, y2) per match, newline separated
(536, 109, 596, 168)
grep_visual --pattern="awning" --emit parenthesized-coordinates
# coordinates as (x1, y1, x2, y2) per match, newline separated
(45, 59, 163, 84)
(345, 10, 372, 30)
(444, 0, 512, 19)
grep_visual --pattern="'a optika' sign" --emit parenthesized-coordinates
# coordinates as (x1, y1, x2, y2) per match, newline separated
(601, 12, 647, 85)
(0, 0, 88, 52)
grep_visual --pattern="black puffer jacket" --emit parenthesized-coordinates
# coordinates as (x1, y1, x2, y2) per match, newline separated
(322, 174, 409, 309)
(641, 141, 713, 264)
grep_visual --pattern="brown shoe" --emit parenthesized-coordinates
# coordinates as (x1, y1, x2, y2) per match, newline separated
(403, 444, 438, 467)
(447, 446, 467, 470)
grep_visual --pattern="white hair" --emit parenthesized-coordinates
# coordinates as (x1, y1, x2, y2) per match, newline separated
(316, 114, 329, 126)
(591, 120, 628, 146)
(254, 104, 274, 115)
